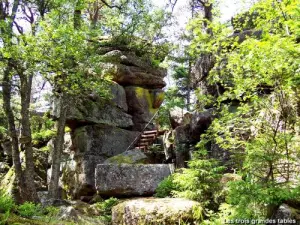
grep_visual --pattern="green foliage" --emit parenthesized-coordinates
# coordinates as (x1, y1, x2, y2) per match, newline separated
(0, 190, 15, 213)
(186, 0, 300, 222)
(155, 175, 176, 198)
(172, 155, 225, 210)
(32, 129, 56, 145)
(17, 202, 42, 218)
(157, 87, 186, 128)
(95, 197, 119, 214)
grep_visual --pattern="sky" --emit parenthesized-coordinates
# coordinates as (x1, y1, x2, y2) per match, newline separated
(153, 0, 255, 27)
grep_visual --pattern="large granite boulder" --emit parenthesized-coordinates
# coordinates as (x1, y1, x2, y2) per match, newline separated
(53, 82, 133, 129)
(125, 86, 164, 131)
(101, 50, 167, 89)
(72, 125, 139, 158)
(112, 198, 202, 225)
(95, 164, 171, 197)
(60, 125, 140, 198)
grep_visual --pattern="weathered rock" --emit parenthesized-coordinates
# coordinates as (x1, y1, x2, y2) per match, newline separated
(37, 191, 49, 206)
(209, 142, 233, 170)
(174, 125, 191, 144)
(112, 198, 202, 225)
(1, 140, 12, 157)
(173, 125, 192, 168)
(59, 206, 79, 221)
(125, 86, 164, 131)
(54, 98, 133, 129)
(101, 50, 167, 88)
(95, 164, 171, 197)
(33, 148, 48, 191)
(103, 149, 149, 164)
(110, 81, 128, 111)
(271, 204, 300, 224)
(190, 108, 214, 141)
(52, 82, 132, 129)
(73, 125, 140, 158)
(169, 107, 192, 129)
(43, 198, 71, 207)
(61, 125, 140, 198)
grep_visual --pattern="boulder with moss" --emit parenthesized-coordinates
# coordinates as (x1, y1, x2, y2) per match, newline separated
(112, 198, 202, 225)
(103, 149, 149, 164)
(59, 125, 140, 199)
(125, 86, 164, 131)
(95, 164, 171, 197)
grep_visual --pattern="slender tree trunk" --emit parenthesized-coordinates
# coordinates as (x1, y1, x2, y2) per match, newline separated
(48, 93, 68, 199)
(186, 59, 192, 111)
(2, 63, 27, 203)
(19, 72, 39, 202)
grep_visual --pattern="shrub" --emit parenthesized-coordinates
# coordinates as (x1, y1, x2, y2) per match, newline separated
(155, 175, 176, 198)
(171, 157, 225, 210)
(95, 197, 119, 214)
(17, 202, 42, 218)
(0, 190, 15, 213)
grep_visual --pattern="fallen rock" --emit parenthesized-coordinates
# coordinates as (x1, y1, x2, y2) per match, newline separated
(103, 149, 149, 164)
(95, 164, 171, 197)
(112, 198, 202, 225)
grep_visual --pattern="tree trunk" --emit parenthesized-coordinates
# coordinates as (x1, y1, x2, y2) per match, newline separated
(2, 63, 27, 203)
(48, 93, 68, 199)
(19, 72, 39, 202)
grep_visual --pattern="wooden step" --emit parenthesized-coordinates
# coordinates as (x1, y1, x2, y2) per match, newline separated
(143, 130, 158, 134)
(141, 134, 156, 138)
(139, 137, 155, 142)
(135, 146, 147, 151)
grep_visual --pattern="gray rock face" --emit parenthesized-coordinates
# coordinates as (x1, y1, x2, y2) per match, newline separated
(169, 107, 192, 129)
(101, 50, 167, 89)
(60, 125, 140, 198)
(53, 83, 132, 129)
(110, 81, 128, 111)
(73, 125, 140, 158)
(59, 206, 79, 221)
(125, 86, 163, 131)
(190, 108, 214, 141)
(112, 198, 202, 225)
(271, 204, 300, 224)
(95, 164, 171, 197)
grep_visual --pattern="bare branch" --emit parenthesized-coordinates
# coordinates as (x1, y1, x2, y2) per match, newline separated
(99, 0, 122, 10)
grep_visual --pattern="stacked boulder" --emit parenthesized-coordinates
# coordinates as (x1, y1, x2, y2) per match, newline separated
(51, 42, 167, 199)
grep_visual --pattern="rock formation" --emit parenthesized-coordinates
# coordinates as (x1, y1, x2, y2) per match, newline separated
(112, 198, 202, 225)
(50, 41, 167, 199)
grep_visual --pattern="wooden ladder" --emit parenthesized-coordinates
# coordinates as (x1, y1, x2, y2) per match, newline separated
(134, 130, 158, 152)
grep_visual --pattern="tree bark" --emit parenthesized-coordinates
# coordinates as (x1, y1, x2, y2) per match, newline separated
(19, 71, 39, 202)
(2, 63, 27, 203)
(48, 93, 68, 199)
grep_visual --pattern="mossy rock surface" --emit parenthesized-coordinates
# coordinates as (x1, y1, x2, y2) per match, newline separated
(103, 150, 149, 165)
(112, 197, 202, 225)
